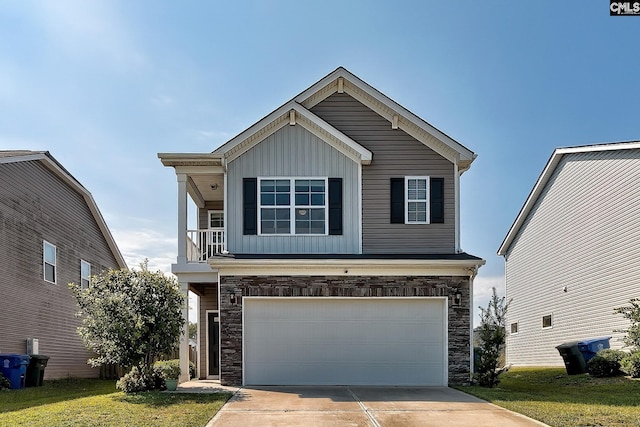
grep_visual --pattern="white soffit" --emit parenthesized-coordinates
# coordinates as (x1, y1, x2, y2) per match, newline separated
(498, 140, 640, 256)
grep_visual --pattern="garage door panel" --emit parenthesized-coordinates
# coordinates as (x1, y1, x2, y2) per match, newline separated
(244, 298, 447, 386)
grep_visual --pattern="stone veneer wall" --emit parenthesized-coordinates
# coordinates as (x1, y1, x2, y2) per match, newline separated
(219, 275, 471, 386)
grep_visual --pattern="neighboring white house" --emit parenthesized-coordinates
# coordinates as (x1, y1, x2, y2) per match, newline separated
(498, 141, 640, 366)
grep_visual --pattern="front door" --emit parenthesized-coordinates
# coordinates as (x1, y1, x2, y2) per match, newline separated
(207, 312, 220, 377)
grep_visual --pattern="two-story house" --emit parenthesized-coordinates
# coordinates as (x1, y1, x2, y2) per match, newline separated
(0, 151, 126, 379)
(498, 141, 640, 366)
(159, 67, 484, 386)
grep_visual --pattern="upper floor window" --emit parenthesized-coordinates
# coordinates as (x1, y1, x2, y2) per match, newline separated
(510, 322, 518, 334)
(258, 178, 327, 235)
(542, 314, 553, 329)
(390, 177, 444, 224)
(43, 241, 56, 283)
(209, 211, 224, 228)
(81, 260, 91, 289)
(405, 176, 429, 223)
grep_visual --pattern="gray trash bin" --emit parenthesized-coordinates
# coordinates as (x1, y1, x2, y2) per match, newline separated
(556, 341, 587, 375)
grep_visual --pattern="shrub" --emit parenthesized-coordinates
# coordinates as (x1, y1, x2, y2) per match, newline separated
(474, 287, 511, 387)
(621, 352, 640, 378)
(154, 359, 181, 380)
(116, 365, 164, 393)
(0, 373, 10, 390)
(588, 350, 626, 377)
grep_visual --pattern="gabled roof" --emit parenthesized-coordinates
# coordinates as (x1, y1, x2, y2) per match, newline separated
(498, 140, 640, 256)
(0, 150, 127, 268)
(213, 67, 477, 173)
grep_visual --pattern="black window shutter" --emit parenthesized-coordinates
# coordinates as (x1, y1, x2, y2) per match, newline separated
(390, 178, 404, 224)
(430, 177, 444, 223)
(328, 178, 343, 235)
(243, 178, 257, 235)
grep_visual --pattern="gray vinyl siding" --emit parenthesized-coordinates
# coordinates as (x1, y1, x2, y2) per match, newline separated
(312, 93, 455, 253)
(0, 160, 120, 379)
(227, 124, 359, 254)
(504, 149, 640, 366)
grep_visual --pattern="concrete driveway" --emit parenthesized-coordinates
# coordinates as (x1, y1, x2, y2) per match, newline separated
(207, 386, 548, 427)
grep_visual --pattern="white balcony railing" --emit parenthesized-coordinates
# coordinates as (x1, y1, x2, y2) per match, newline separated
(186, 228, 225, 263)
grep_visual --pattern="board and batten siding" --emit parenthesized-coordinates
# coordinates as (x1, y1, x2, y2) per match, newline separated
(0, 160, 121, 379)
(311, 93, 455, 253)
(226, 124, 359, 254)
(504, 149, 640, 366)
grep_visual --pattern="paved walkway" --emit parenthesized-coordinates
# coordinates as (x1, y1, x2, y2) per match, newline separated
(204, 385, 549, 427)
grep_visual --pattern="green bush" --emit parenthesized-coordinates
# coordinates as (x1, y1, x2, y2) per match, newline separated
(116, 366, 164, 393)
(0, 373, 10, 390)
(154, 359, 181, 380)
(621, 352, 640, 378)
(588, 349, 626, 377)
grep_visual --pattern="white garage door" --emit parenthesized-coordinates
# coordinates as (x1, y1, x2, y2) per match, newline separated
(243, 297, 447, 386)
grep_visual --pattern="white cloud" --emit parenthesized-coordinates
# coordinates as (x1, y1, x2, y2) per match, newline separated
(111, 228, 176, 274)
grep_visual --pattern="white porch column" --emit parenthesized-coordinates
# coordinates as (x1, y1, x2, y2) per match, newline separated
(179, 280, 190, 383)
(177, 173, 188, 264)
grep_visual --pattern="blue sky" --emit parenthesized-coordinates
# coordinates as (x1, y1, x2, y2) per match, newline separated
(2, 1, 639, 324)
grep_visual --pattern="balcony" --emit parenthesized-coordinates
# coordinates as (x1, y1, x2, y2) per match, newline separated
(186, 228, 225, 263)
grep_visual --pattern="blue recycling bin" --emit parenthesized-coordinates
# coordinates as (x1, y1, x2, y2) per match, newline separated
(578, 337, 611, 363)
(0, 354, 31, 389)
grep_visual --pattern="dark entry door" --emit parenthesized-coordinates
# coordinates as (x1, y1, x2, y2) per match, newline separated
(208, 312, 220, 376)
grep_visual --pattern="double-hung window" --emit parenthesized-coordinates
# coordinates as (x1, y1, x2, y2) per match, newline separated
(81, 260, 91, 289)
(43, 240, 56, 283)
(259, 178, 327, 235)
(405, 176, 429, 224)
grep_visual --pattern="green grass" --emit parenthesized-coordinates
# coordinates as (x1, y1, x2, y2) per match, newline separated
(455, 367, 640, 427)
(0, 378, 232, 427)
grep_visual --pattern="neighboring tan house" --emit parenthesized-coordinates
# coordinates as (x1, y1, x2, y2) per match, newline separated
(498, 141, 640, 366)
(0, 151, 126, 379)
(159, 67, 484, 386)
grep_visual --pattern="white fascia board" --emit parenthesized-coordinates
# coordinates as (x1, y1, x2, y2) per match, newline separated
(0, 152, 48, 165)
(498, 139, 640, 257)
(295, 67, 476, 166)
(210, 257, 485, 277)
(158, 153, 224, 168)
(215, 101, 372, 165)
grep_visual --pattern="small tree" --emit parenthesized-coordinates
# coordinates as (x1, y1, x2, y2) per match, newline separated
(474, 287, 511, 387)
(614, 298, 640, 350)
(188, 322, 198, 340)
(69, 261, 184, 390)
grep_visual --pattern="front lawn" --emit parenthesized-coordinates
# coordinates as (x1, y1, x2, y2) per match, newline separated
(455, 367, 640, 427)
(0, 378, 232, 427)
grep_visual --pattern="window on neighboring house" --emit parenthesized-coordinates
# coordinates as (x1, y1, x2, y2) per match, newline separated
(81, 260, 91, 289)
(43, 241, 56, 283)
(542, 315, 552, 328)
(390, 176, 444, 224)
(510, 322, 518, 334)
(209, 211, 224, 228)
(258, 178, 327, 235)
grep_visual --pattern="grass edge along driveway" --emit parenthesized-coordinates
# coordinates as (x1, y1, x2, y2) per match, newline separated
(0, 378, 232, 427)
(454, 367, 640, 427)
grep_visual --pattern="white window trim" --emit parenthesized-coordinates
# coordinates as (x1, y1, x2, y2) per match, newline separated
(43, 240, 56, 284)
(81, 260, 91, 290)
(542, 314, 553, 329)
(208, 210, 224, 229)
(510, 322, 519, 335)
(405, 176, 430, 224)
(257, 177, 328, 236)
